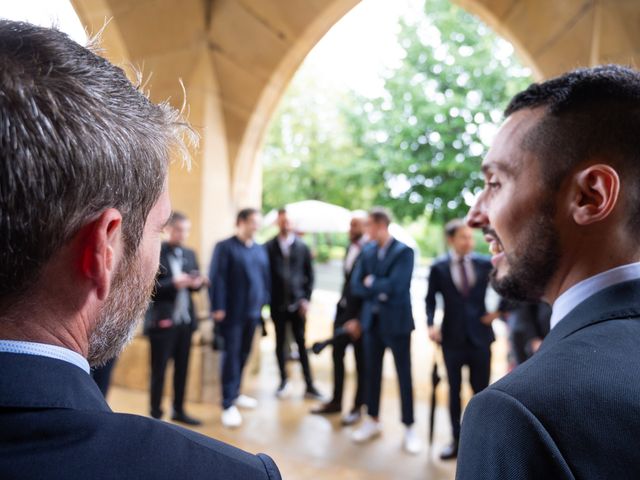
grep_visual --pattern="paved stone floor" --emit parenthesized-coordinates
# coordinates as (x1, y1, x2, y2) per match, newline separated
(107, 288, 509, 480)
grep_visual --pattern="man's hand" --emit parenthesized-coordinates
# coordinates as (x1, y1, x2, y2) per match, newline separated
(428, 326, 442, 344)
(363, 274, 375, 288)
(298, 299, 310, 317)
(343, 319, 362, 340)
(173, 272, 192, 289)
(212, 310, 226, 322)
(529, 337, 543, 353)
(481, 311, 500, 326)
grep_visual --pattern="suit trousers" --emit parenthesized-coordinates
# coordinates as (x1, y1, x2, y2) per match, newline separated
(363, 323, 414, 425)
(149, 323, 193, 416)
(220, 318, 258, 409)
(273, 310, 314, 387)
(442, 343, 491, 440)
(331, 328, 365, 409)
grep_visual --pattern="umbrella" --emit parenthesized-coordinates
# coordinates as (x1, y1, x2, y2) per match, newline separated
(263, 200, 352, 233)
(429, 346, 441, 445)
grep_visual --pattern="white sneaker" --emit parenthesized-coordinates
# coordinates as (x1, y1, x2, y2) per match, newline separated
(351, 416, 382, 443)
(235, 394, 258, 410)
(403, 425, 423, 455)
(221, 405, 242, 428)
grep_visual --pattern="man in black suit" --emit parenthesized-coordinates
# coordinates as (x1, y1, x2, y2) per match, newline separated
(147, 211, 206, 425)
(457, 65, 640, 479)
(0, 21, 280, 479)
(311, 212, 367, 424)
(266, 209, 322, 399)
(350, 208, 422, 455)
(426, 219, 500, 460)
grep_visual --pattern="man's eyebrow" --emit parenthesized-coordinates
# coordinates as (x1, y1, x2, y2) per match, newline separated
(481, 161, 516, 176)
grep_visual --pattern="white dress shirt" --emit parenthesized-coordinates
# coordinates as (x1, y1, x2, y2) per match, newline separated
(550, 262, 640, 329)
(0, 340, 90, 373)
(278, 233, 296, 257)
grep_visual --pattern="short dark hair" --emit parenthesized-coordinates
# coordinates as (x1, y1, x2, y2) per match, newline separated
(237, 208, 258, 225)
(369, 207, 392, 226)
(277, 208, 287, 216)
(505, 64, 640, 233)
(168, 211, 189, 226)
(444, 219, 467, 238)
(0, 21, 192, 306)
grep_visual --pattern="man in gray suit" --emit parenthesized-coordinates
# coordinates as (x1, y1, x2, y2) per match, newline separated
(459, 65, 640, 479)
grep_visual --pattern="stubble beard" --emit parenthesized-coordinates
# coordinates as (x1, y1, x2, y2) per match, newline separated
(87, 252, 156, 367)
(490, 202, 561, 303)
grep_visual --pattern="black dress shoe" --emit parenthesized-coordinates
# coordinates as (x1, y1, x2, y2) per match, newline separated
(150, 410, 162, 420)
(440, 441, 459, 460)
(311, 401, 342, 415)
(171, 412, 202, 426)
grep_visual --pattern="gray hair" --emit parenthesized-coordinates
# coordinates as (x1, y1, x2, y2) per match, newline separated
(0, 20, 194, 307)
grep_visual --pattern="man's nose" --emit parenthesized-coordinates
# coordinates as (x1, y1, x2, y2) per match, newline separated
(466, 192, 488, 229)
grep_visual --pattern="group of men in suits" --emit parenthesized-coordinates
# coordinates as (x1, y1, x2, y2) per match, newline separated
(4, 19, 640, 480)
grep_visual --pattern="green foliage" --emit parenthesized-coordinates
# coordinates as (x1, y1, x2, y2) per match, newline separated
(262, 0, 532, 224)
(347, 0, 532, 222)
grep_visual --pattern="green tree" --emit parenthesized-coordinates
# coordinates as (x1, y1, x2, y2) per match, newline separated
(262, 68, 385, 213)
(262, 0, 532, 222)
(349, 0, 532, 222)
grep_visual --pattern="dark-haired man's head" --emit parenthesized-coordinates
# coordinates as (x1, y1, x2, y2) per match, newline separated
(0, 21, 191, 366)
(167, 212, 191, 247)
(236, 208, 260, 242)
(349, 211, 367, 244)
(445, 219, 475, 257)
(367, 207, 392, 246)
(468, 65, 640, 303)
(276, 208, 292, 236)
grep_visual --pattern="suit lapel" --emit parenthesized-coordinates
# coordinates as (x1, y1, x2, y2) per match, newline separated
(540, 278, 640, 352)
(374, 238, 397, 276)
(441, 254, 460, 294)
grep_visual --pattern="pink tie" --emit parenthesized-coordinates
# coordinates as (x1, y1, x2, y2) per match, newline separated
(459, 258, 470, 297)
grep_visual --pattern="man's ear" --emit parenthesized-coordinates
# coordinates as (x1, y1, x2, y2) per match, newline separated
(79, 209, 123, 301)
(570, 164, 620, 226)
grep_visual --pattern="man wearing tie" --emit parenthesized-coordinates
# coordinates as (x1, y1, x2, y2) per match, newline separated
(426, 219, 499, 459)
(147, 211, 206, 425)
(350, 208, 421, 454)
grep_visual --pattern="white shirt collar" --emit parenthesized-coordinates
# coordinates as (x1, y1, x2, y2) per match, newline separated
(449, 250, 471, 263)
(0, 340, 90, 374)
(551, 262, 640, 329)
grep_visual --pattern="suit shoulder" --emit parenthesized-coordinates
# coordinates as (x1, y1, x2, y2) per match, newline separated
(430, 255, 449, 268)
(103, 413, 280, 479)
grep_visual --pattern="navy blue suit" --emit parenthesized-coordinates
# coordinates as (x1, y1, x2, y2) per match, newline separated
(209, 236, 270, 409)
(426, 253, 494, 440)
(351, 238, 415, 424)
(457, 279, 640, 479)
(0, 352, 281, 479)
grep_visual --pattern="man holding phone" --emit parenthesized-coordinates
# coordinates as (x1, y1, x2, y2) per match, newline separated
(147, 211, 207, 425)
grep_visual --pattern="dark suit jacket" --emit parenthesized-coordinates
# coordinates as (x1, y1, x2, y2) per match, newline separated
(335, 244, 364, 327)
(350, 238, 415, 336)
(146, 242, 202, 333)
(425, 253, 494, 349)
(0, 352, 281, 479)
(265, 236, 314, 313)
(456, 279, 640, 479)
(209, 236, 270, 326)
